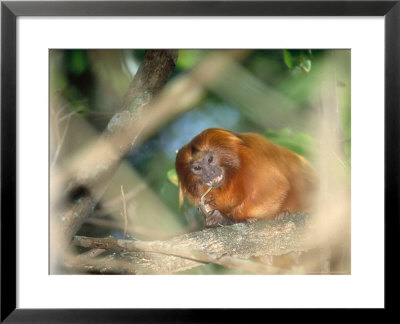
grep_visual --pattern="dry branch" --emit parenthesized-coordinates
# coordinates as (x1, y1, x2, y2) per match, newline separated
(70, 213, 316, 274)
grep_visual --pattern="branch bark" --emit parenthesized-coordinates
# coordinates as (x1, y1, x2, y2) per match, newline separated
(69, 213, 316, 274)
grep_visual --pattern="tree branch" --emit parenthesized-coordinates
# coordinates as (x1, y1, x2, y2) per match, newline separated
(52, 50, 178, 254)
(120, 50, 179, 113)
(69, 213, 316, 274)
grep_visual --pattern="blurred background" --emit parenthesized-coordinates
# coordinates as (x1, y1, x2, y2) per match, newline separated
(50, 49, 351, 274)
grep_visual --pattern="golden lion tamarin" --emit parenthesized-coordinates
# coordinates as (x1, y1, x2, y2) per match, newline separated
(175, 128, 317, 227)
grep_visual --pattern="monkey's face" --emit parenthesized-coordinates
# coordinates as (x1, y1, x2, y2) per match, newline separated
(190, 151, 224, 187)
(175, 128, 242, 199)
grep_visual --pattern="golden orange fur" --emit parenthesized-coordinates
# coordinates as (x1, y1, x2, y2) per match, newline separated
(175, 128, 316, 223)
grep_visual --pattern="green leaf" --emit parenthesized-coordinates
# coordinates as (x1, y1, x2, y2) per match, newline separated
(282, 50, 313, 73)
(300, 59, 312, 73)
(283, 50, 293, 69)
(176, 50, 201, 69)
(69, 50, 87, 75)
(167, 168, 179, 186)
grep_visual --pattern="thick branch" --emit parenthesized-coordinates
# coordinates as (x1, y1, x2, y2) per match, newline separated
(70, 213, 316, 274)
(120, 50, 179, 113)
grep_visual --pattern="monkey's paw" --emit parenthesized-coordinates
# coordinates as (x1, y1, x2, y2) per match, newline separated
(205, 210, 234, 228)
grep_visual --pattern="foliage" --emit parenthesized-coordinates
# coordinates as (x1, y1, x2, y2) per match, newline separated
(283, 49, 313, 72)
(167, 168, 179, 187)
(264, 128, 315, 157)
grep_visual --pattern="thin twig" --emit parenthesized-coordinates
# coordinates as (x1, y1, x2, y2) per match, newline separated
(58, 108, 82, 122)
(51, 114, 72, 168)
(102, 180, 148, 211)
(120, 185, 128, 240)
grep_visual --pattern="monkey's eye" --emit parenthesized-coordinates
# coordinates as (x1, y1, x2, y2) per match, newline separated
(208, 156, 213, 164)
(193, 165, 202, 171)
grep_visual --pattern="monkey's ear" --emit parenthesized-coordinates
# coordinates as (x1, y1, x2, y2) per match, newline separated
(179, 182, 184, 207)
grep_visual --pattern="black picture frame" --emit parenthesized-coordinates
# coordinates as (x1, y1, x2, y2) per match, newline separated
(1, 0, 398, 321)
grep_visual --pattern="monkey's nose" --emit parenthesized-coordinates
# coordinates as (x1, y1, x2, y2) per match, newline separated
(207, 169, 217, 178)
